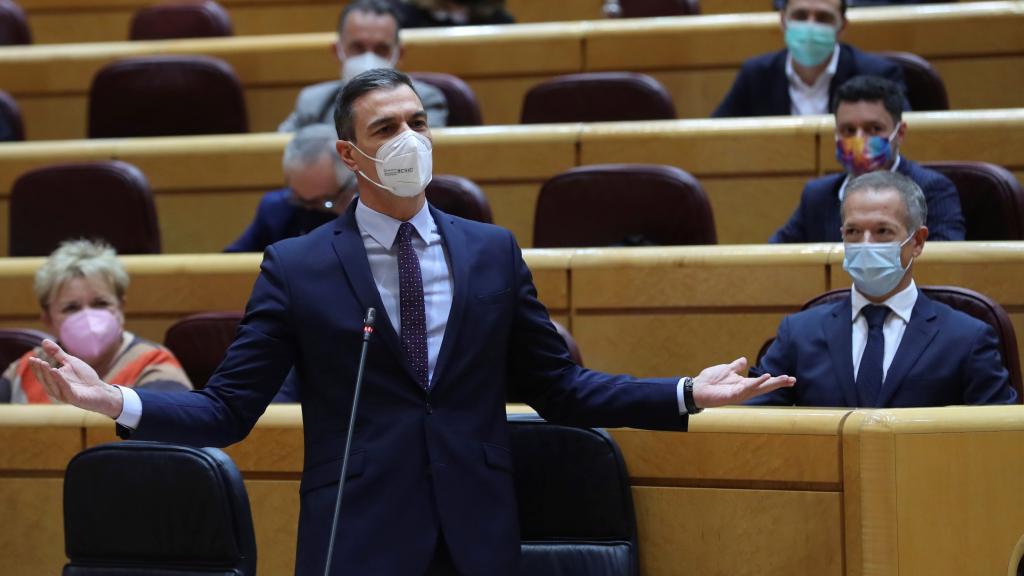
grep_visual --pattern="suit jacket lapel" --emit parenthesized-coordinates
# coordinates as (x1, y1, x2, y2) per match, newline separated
(825, 298, 859, 407)
(329, 203, 420, 386)
(828, 44, 854, 110)
(429, 206, 468, 389)
(877, 294, 939, 407)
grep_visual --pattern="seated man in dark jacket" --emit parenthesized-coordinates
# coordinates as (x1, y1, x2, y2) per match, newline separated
(713, 0, 906, 117)
(226, 124, 355, 253)
(770, 76, 964, 242)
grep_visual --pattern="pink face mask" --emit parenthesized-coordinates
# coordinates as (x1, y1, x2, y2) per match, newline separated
(59, 308, 122, 363)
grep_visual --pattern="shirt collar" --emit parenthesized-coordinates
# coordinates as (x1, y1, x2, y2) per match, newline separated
(838, 154, 903, 202)
(785, 44, 840, 91)
(851, 279, 918, 324)
(354, 199, 434, 250)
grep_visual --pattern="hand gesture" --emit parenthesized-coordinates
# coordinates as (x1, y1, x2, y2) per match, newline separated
(692, 357, 794, 409)
(27, 339, 123, 419)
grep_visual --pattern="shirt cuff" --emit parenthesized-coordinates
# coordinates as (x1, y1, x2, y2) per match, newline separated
(676, 378, 687, 415)
(114, 385, 143, 430)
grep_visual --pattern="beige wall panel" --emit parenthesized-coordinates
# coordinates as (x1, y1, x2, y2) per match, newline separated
(465, 76, 551, 126)
(483, 182, 542, 247)
(703, 176, 812, 244)
(701, 0, 769, 13)
(842, 3, 1024, 56)
(648, 69, 744, 119)
(29, 11, 133, 44)
(525, 251, 572, 311)
(17, 95, 88, 141)
(570, 246, 830, 308)
(434, 126, 579, 180)
(246, 480, 301, 575)
(893, 430, 1024, 575)
(0, 199, 7, 256)
(0, 478, 65, 576)
(610, 427, 842, 486)
(230, 5, 340, 36)
(572, 312, 787, 377)
(632, 486, 843, 576)
(933, 57, 1024, 110)
(155, 190, 265, 254)
(0, 139, 118, 192)
(580, 118, 822, 175)
(246, 87, 305, 134)
(507, 0, 604, 22)
(0, 425, 82, 470)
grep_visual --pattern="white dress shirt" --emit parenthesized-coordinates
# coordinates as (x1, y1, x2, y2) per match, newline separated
(851, 280, 918, 382)
(118, 199, 692, 428)
(786, 45, 840, 116)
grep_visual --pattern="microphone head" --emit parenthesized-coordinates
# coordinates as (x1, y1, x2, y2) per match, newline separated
(364, 307, 377, 327)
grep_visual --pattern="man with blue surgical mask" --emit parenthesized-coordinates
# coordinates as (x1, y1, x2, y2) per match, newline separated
(278, 0, 448, 132)
(748, 170, 1016, 408)
(712, 0, 907, 117)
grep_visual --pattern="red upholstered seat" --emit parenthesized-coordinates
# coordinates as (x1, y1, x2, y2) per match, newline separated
(533, 164, 716, 248)
(0, 89, 25, 141)
(521, 72, 676, 124)
(923, 161, 1024, 240)
(163, 312, 242, 390)
(408, 72, 482, 126)
(130, 0, 233, 40)
(0, 0, 30, 45)
(9, 160, 161, 256)
(426, 175, 493, 223)
(878, 51, 950, 111)
(88, 55, 248, 138)
(609, 0, 700, 17)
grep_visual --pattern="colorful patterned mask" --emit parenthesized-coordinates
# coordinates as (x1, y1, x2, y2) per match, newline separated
(835, 126, 899, 175)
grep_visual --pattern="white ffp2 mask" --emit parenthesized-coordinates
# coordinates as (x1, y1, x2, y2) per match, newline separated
(350, 130, 433, 198)
(340, 50, 397, 83)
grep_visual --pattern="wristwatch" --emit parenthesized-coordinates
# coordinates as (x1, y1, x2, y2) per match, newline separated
(683, 377, 703, 415)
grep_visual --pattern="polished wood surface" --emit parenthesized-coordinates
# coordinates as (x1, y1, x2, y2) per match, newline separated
(1, 3, 1021, 138)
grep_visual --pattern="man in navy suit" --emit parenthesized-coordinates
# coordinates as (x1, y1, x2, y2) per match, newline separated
(750, 171, 1016, 408)
(30, 69, 795, 576)
(770, 75, 964, 243)
(712, 0, 906, 118)
(226, 124, 356, 253)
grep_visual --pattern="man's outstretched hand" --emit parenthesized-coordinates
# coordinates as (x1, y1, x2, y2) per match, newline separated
(692, 357, 794, 409)
(27, 339, 123, 419)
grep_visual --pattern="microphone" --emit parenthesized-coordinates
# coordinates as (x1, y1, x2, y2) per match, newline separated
(323, 307, 376, 576)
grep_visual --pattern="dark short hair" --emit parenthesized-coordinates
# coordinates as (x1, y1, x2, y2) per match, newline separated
(334, 68, 420, 142)
(832, 75, 905, 124)
(780, 0, 847, 17)
(842, 170, 927, 231)
(337, 0, 401, 42)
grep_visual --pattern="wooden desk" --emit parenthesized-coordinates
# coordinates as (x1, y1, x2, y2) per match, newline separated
(1, 3, 1020, 139)
(4, 404, 1024, 575)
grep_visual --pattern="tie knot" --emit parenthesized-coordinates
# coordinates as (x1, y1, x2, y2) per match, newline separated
(861, 304, 890, 329)
(397, 222, 415, 245)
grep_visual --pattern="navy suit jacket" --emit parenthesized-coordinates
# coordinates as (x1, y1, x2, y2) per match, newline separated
(225, 188, 337, 253)
(126, 202, 685, 575)
(712, 43, 906, 117)
(748, 292, 1017, 407)
(770, 158, 966, 243)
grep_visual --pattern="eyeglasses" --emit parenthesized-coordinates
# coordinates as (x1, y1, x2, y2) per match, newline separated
(287, 187, 348, 213)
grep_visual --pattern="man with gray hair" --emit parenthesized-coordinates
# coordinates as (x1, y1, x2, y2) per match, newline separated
(226, 124, 355, 252)
(749, 170, 1016, 407)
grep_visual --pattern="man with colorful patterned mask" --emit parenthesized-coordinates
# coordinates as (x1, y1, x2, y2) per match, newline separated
(770, 75, 965, 243)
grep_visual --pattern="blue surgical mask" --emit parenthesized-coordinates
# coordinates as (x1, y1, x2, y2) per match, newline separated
(785, 20, 837, 68)
(843, 232, 916, 297)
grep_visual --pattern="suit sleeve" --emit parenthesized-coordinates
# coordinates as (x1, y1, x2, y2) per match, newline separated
(712, 65, 751, 118)
(505, 233, 685, 431)
(745, 316, 797, 406)
(922, 172, 966, 241)
(127, 245, 298, 446)
(963, 322, 1017, 405)
(225, 194, 275, 252)
(770, 183, 812, 243)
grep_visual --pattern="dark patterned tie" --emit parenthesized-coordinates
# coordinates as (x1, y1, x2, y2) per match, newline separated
(856, 304, 890, 407)
(397, 222, 429, 389)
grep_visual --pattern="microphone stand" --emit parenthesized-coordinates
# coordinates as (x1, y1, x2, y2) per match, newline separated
(323, 308, 376, 576)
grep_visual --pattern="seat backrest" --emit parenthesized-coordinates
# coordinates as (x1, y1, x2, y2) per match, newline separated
(615, 0, 700, 17)
(63, 441, 256, 575)
(408, 72, 482, 126)
(509, 416, 638, 576)
(9, 160, 161, 256)
(801, 286, 1023, 401)
(922, 161, 1024, 240)
(534, 164, 716, 248)
(130, 0, 233, 40)
(426, 174, 493, 223)
(88, 55, 248, 138)
(877, 51, 949, 111)
(0, 328, 51, 371)
(0, 0, 30, 45)
(0, 89, 25, 141)
(164, 312, 242, 390)
(521, 72, 676, 124)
